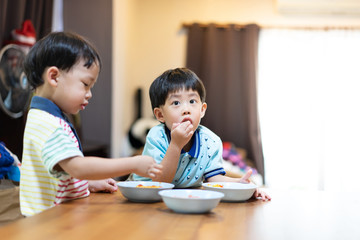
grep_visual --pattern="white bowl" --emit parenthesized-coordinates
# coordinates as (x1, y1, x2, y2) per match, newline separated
(117, 181, 174, 202)
(158, 189, 224, 214)
(202, 182, 257, 202)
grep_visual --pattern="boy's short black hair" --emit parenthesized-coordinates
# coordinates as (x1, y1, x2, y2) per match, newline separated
(24, 31, 101, 89)
(149, 68, 206, 110)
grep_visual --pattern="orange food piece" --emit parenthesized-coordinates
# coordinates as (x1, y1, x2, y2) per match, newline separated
(210, 184, 224, 188)
(136, 184, 161, 188)
(188, 195, 199, 198)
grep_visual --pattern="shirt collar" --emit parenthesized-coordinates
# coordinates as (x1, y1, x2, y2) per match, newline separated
(164, 125, 200, 158)
(30, 96, 67, 120)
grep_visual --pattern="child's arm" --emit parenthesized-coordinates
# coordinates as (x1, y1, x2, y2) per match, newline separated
(207, 168, 253, 183)
(207, 169, 271, 201)
(153, 121, 194, 183)
(57, 155, 162, 180)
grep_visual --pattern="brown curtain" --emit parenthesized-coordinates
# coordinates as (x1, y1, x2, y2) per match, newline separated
(0, 0, 53, 160)
(186, 23, 265, 180)
(0, 0, 53, 46)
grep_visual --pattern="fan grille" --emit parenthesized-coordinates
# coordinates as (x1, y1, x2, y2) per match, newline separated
(0, 44, 31, 118)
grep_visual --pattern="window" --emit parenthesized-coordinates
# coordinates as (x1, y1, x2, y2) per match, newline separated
(258, 28, 360, 191)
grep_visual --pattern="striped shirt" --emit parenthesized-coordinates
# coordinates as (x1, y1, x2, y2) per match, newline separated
(130, 124, 226, 188)
(20, 96, 89, 217)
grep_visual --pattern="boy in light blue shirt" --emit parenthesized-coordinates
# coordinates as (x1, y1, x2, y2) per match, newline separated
(135, 124, 224, 188)
(130, 68, 270, 200)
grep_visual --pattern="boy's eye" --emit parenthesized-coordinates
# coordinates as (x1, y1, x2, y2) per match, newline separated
(190, 99, 196, 104)
(172, 101, 180, 106)
(83, 82, 89, 87)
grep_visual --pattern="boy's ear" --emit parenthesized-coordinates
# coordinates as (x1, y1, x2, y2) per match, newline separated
(153, 107, 165, 123)
(200, 102, 207, 118)
(46, 66, 60, 87)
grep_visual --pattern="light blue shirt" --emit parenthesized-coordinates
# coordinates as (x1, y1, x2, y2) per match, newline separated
(130, 124, 226, 188)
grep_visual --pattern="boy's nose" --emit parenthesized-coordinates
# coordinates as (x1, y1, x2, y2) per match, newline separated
(181, 102, 191, 115)
(182, 110, 190, 115)
(86, 90, 92, 99)
(182, 106, 190, 115)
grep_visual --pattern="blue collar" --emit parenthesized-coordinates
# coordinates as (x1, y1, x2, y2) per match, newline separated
(30, 96, 83, 152)
(164, 125, 200, 158)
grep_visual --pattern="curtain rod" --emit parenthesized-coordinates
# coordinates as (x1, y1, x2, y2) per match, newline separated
(182, 23, 360, 30)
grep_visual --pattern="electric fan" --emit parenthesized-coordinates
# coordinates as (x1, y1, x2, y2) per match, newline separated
(0, 44, 31, 118)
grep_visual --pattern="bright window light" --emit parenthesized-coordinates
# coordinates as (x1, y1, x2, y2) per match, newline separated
(258, 28, 360, 192)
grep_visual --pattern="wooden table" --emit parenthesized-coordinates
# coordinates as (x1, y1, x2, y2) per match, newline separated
(1, 189, 360, 240)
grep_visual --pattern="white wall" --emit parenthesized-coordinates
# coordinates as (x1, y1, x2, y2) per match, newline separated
(112, 0, 360, 157)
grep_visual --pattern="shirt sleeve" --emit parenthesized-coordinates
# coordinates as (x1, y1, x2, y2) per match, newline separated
(42, 128, 83, 177)
(203, 133, 226, 180)
(143, 130, 168, 164)
(130, 125, 168, 181)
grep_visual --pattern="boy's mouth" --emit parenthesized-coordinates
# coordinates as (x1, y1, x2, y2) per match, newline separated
(181, 118, 192, 124)
(81, 103, 88, 110)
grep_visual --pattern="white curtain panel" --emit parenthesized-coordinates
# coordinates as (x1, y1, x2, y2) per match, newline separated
(258, 28, 360, 192)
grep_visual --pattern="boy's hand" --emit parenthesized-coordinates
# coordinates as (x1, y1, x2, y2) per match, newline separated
(134, 155, 163, 180)
(239, 169, 271, 201)
(88, 178, 117, 193)
(239, 169, 253, 183)
(253, 188, 272, 201)
(170, 121, 194, 149)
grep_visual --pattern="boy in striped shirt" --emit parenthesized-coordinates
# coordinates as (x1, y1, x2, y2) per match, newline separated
(20, 32, 162, 216)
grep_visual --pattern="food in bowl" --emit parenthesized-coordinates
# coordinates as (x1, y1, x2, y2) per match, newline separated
(208, 184, 224, 188)
(202, 182, 257, 202)
(159, 189, 224, 214)
(136, 184, 161, 188)
(117, 181, 174, 202)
